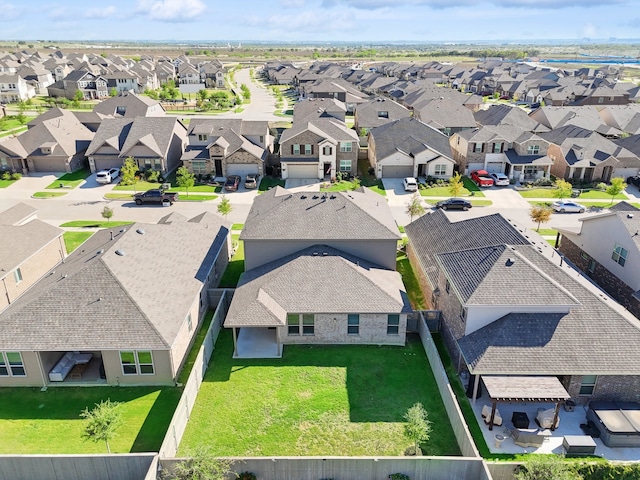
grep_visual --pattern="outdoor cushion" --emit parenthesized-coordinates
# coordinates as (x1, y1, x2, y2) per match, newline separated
(512, 429, 546, 448)
(482, 405, 503, 426)
(536, 408, 560, 429)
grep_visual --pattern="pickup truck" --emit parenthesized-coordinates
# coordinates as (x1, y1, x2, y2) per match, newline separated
(133, 189, 179, 205)
(470, 170, 494, 187)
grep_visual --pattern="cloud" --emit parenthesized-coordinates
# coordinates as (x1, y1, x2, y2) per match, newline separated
(582, 22, 598, 38)
(135, 0, 206, 22)
(47, 5, 71, 21)
(281, 0, 306, 5)
(322, 0, 624, 8)
(85, 5, 117, 19)
(247, 9, 355, 34)
(0, 1, 20, 20)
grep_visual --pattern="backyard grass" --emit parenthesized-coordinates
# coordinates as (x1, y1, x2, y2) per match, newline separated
(63, 231, 93, 253)
(0, 386, 182, 454)
(33, 191, 67, 198)
(397, 250, 427, 310)
(218, 235, 244, 288)
(60, 220, 134, 228)
(177, 310, 214, 385)
(45, 167, 91, 189)
(357, 158, 386, 196)
(420, 177, 485, 198)
(258, 177, 286, 191)
(518, 188, 626, 200)
(179, 330, 460, 457)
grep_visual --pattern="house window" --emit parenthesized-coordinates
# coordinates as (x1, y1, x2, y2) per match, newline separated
(187, 313, 193, 332)
(347, 314, 359, 335)
(197, 134, 208, 141)
(120, 350, 154, 375)
(293, 144, 300, 155)
(0, 352, 25, 376)
(14, 268, 22, 285)
(339, 160, 351, 172)
(377, 111, 388, 118)
(527, 145, 540, 155)
(445, 279, 450, 294)
(473, 143, 483, 153)
(598, 97, 604, 104)
(587, 258, 596, 274)
(493, 142, 503, 153)
(387, 314, 399, 335)
(154, 159, 162, 170)
(0, 157, 7, 169)
(287, 313, 300, 335)
(339, 142, 352, 153)
(115, 106, 126, 116)
(144, 159, 152, 169)
(259, 135, 264, 143)
(460, 307, 467, 323)
(323, 146, 333, 156)
(612, 245, 628, 266)
(302, 314, 315, 335)
(192, 160, 207, 175)
(434, 164, 447, 176)
(579, 375, 597, 396)
(304, 144, 312, 155)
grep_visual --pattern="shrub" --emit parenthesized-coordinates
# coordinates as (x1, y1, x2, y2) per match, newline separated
(389, 474, 410, 480)
(1, 171, 11, 181)
(145, 170, 160, 182)
(238, 472, 257, 480)
(368, 167, 375, 176)
(11, 172, 22, 180)
(596, 182, 607, 191)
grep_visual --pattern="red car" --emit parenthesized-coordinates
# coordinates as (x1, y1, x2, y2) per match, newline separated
(470, 170, 494, 187)
(224, 175, 240, 192)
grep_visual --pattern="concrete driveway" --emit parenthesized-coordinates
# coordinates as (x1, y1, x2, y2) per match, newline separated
(381, 178, 417, 207)
(284, 179, 321, 192)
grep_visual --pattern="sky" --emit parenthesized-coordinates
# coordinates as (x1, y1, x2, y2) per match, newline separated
(1, 0, 639, 43)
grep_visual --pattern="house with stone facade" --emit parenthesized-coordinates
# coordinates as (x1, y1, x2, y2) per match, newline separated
(181, 119, 272, 178)
(224, 186, 410, 358)
(0, 212, 230, 387)
(405, 209, 640, 405)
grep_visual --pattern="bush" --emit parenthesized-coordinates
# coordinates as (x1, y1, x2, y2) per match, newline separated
(368, 167, 375, 176)
(596, 182, 607, 191)
(533, 178, 553, 187)
(404, 445, 423, 456)
(11, 172, 22, 180)
(1, 171, 11, 181)
(389, 474, 410, 480)
(238, 472, 257, 480)
(145, 170, 160, 182)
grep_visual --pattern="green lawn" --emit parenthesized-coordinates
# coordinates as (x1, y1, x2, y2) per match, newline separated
(60, 220, 134, 228)
(528, 200, 613, 209)
(45, 168, 91, 189)
(218, 235, 244, 288)
(0, 178, 18, 188)
(0, 118, 24, 130)
(177, 194, 219, 201)
(231, 223, 244, 231)
(104, 193, 135, 200)
(63, 231, 94, 253)
(0, 386, 181, 454)
(424, 199, 493, 207)
(420, 177, 485, 198)
(0, 126, 28, 137)
(357, 158, 386, 196)
(177, 310, 214, 385)
(536, 228, 559, 236)
(179, 330, 460, 457)
(519, 188, 626, 200)
(33, 191, 67, 198)
(258, 177, 286, 192)
(114, 180, 220, 193)
(397, 250, 427, 310)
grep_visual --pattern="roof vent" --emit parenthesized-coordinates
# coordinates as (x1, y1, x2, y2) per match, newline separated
(330, 195, 336, 199)
(312, 195, 319, 199)
(506, 258, 515, 266)
(115, 249, 125, 256)
(97, 249, 104, 255)
(120, 228, 127, 233)
(312, 252, 319, 256)
(136, 228, 146, 235)
(322, 252, 328, 256)
(300, 195, 307, 199)
(628, 214, 634, 219)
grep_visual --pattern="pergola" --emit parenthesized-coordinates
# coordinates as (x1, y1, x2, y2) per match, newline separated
(480, 376, 571, 431)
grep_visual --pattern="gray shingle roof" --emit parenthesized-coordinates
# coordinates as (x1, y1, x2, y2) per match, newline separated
(92, 93, 165, 118)
(0, 202, 37, 226)
(458, 245, 640, 375)
(225, 245, 411, 327)
(241, 187, 400, 241)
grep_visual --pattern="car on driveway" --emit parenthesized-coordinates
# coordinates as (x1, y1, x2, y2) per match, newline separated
(435, 198, 472, 210)
(224, 175, 241, 192)
(403, 177, 418, 192)
(489, 172, 509, 186)
(96, 168, 120, 184)
(552, 200, 586, 213)
(244, 173, 259, 189)
(627, 176, 640, 187)
(470, 170, 494, 187)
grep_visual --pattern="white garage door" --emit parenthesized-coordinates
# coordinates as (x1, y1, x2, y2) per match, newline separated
(226, 164, 259, 177)
(287, 164, 319, 179)
(485, 162, 504, 174)
(381, 165, 414, 178)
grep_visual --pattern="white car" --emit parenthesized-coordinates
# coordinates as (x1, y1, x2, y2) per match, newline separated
(489, 172, 509, 186)
(403, 177, 418, 192)
(96, 168, 120, 184)
(552, 200, 586, 213)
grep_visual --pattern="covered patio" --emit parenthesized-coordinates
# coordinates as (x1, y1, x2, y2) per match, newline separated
(231, 327, 282, 359)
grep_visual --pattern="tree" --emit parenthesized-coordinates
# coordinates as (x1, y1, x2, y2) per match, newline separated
(101, 205, 114, 225)
(406, 193, 425, 223)
(73, 89, 83, 108)
(217, 195, 232, 218)
(80, 399, 122, 453)
(351, 176, 361, 190)
(515, 454, 582, 480)
(529, 205, 553, 231)
(176, 166, 195, 197)
(448, 172, 464, 197)
(197, 89, 209, 102)
(403, 402, 431, 455)
(120, 156, 138, 188)
(168, 448, 237, 480)
(606, 177, 627, 204)
(553, 178, 573, 199)
(109, 87, 118, 97)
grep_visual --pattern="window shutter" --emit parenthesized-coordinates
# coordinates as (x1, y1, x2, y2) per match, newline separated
(481, 143, 485, 153)
(311, 145, 314, 155)
(291, 144, 294, 154)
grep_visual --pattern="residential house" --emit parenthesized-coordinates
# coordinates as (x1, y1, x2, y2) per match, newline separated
(413, 97, 477, 137)
(85, 117, 187, 174)
(368, 117, 456, 179)
(474, 104, 546, 133)
(178, 63, 201, 85)
(598, 105, 640, 136)
(406, 209, 640, 405)
(104, 70, 141, 94)
(92, 92, 166, 118)
(354, 97, 411, 136)
(49, 70, 108, 100)
(181, 119, 272, 178)
(0, 74, 35, 103)
(558, 203, 640, 320)
(224, 186, 410, 357)
(200, 60, 225, 88)
(300, 78, 369, 113)
(16, 65, 54, 95)
(293, 98, 347, 123)
(0, 212, 231, 387)
(529, 106, 622, 138)
(0, 108, 93, 173)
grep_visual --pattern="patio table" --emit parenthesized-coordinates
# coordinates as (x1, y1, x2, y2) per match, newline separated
(512, 411, 530, 429)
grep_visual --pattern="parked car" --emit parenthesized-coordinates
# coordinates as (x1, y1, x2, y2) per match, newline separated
(627, 175, 640, 187)
(96, 168, 120, 184)
(489, 172, 509, 186)
(552, 200, 586, 213)
(224, 175, 241, 192)
(133, 189, 179, 205)
(403, 177, 418, 192)
(470, 170, 494, 187)
(244, 173, 259, 189)
(530, 102, 541, 109)
(435, 198, 472, 211)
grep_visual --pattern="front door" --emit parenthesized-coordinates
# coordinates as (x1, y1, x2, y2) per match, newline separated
(417, 164, 426, 177)
(324, 162, 331, 179)
(214, 159, 223, 177)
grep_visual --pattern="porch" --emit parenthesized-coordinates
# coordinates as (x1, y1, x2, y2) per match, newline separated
(46, 355, 107, 386)
(232, 327, 282, 359)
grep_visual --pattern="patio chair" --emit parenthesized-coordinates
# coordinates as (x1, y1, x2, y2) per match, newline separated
(536, 408, 560, 429)
(481, 404, 503, 426)
(511, 429, 547, 448)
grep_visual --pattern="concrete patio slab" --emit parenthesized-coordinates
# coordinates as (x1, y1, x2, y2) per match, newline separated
(234, 327, 282, 359)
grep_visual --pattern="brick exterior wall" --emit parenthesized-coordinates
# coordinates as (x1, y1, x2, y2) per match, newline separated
(222, 150, 263, 177)
(547, 144, 569, 179)
(562, 374, 640, 405)
(559, 236, 640, 318)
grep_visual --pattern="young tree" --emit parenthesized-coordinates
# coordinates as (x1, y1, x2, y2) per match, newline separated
(80, 399, 122, 453)
(176, 166, 195, 197)
(515, 454, 581, 480)
(101, 205, 114, 225)
(169, 448, 237, 480)
(197, 89, 209, 102)
(351, 176, 361, 190)
(72, 89, 83, 108)
(529, 205, 553, 232)
(217, 195, 232, 218)
(120, 156, 138, 188)
(109, 87, 118, 97)
(403, 402, 432, 455)
(553, 178, 573, 199)
(448, 172, 464, 197)
(606, 177, 627, 204)
(406, 193, 425, 223)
